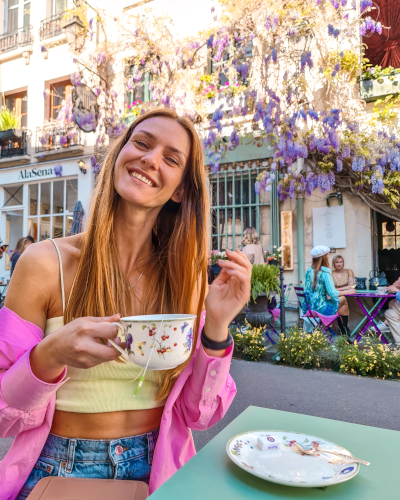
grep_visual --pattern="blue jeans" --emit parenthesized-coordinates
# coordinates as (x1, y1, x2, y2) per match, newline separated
(17, 429, 159, 500)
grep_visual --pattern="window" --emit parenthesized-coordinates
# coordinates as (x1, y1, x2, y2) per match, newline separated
(210, 166, 268, 250)
(5, 91, 28, 128)
(211, 51, 230, 87)
(52, 0, 66, 15)
(382, 221, 400, 249)
(28, 178, 78, 241)
(126, 66, 152, 106)
(2, 184, 23, 207)
(7, 0, 30, 32)
(50, 80, 71, 121)
(8, 0, 19, 32)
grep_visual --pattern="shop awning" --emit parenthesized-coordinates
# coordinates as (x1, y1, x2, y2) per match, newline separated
(69, 200, 84, 236)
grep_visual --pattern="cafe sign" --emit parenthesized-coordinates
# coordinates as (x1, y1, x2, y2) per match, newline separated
(18, 167, 53, 180)
(72, 85, 99, 133)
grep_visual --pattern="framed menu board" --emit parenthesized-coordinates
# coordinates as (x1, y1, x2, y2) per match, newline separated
(281, 211, 294, 270)
(312, 205, 346, 248)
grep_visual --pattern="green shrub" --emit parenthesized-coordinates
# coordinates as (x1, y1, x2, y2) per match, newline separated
(335, 335, 400, 379)
(251, 263, 280, 302)
(275, 326, 332, 368)
(231, 322, 266, 361)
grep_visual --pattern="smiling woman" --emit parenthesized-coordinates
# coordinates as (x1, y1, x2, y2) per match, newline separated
(0, 109, 251, 500)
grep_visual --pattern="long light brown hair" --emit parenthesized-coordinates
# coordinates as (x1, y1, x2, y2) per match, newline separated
(312, 254, 330, 289)
(65, 109, 209, 399)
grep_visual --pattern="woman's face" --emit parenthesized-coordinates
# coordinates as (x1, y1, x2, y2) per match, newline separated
(334, 258, 344, 270)
(114, 117, 191, 210)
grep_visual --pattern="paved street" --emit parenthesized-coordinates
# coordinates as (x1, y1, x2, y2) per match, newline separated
(1, 359, 399, 461)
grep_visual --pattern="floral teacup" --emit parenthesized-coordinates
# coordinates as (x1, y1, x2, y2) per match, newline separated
(109, 314, 197, 370)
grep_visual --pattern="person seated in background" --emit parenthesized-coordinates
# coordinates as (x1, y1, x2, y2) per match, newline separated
(304, 247, 355, 328)
(241, 227, 265, 265)
(331, 255, 355, 335)
(10, 237, 32, 277)
(0, 239, 7, 260)
(384, 290, 400, 347)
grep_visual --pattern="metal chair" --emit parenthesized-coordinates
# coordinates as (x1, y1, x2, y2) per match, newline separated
(264, 284, 293, 343)
(293, 286, 338, 343)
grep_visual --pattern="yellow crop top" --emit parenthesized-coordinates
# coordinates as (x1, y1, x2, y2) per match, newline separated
(45, 239, 165, 413)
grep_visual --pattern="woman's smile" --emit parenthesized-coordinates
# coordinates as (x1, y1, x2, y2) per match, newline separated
(128, 167, 158, 187)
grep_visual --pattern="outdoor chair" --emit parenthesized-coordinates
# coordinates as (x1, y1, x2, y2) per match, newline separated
(263, 283, 293, 344)
(293, 286, 338, 343)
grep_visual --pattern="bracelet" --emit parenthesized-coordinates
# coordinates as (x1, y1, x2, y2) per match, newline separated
(201, 328, 233, 350)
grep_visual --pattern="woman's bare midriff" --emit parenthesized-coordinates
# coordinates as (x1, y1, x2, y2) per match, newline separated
(51, 407, 164, 439)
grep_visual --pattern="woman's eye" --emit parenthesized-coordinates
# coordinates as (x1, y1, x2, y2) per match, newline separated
(134, 140, 148, 148)
(166, 157, 179, 166)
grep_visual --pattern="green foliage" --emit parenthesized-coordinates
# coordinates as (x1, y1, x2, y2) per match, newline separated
(230, 322, 266, 361)
(275, 327, 332, 367)
(0, 106, 19, 131)
(361, 64, 400, 82)
(251, 263, 280, 302)
(369, 95, 400, 124)
(334, 335, 400, 379)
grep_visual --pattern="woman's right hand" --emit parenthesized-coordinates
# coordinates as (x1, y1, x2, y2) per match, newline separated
(30, 314, 122, 383)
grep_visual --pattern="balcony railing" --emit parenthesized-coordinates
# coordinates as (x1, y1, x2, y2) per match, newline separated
(0, 26, 33, 54)
(36, 123, 83, 153)
(40, 12, 65, 41)
(0, 129, 28, 158)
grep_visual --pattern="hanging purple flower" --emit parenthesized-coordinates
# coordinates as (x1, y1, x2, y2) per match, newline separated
(59, 136, 67, 146)
(272, 48, 278, 62)
(254, 181, 260, 195)
(337, 157, 343, 172)
(376, 22, 383, 35)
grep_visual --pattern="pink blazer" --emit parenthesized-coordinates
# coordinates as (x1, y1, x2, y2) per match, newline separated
(0, 307, 236, 500)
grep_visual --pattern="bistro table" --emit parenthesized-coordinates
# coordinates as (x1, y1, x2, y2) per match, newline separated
(344, 290, 396, 344)
(150, 406, 398, 500)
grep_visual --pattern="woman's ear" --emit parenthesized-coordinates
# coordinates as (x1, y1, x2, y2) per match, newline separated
(171, 184, 185, 203)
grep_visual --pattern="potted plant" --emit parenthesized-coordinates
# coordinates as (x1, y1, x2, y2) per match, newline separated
(209, 250, 229, 276)
(246, 263, 281, 328)
(264, 246, 282, 266)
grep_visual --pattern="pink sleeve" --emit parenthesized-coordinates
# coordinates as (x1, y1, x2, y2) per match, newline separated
(174, 313, 236, 430)
(0, 307, 67, 438)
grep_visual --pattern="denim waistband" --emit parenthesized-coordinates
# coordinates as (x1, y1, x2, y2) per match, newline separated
(41, 429, 159, 471)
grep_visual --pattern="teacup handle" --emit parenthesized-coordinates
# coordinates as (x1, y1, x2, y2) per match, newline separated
(108, 322, 130, 361)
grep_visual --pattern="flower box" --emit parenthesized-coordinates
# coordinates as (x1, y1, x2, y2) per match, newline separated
(360, 75, 400, 103)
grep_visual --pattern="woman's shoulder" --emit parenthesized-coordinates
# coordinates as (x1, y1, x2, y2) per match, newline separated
(321, 266, 332, 274)
(21, 234, 84, 268)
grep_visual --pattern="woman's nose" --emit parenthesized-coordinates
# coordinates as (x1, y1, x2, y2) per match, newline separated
(141, 149, 162, 170)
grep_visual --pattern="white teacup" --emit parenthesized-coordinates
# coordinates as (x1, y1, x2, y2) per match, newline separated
(109, 314, 197, 370)
(377, 286, 387, 295)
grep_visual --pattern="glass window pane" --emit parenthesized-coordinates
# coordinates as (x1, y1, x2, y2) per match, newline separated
(66, 214, 73, 236)
(383, 236, 395, 250)
(218, 179, 225, 206)
(55, 0, 66, 14)
(235, 208, 241, 236)
(243, 207, 250, 229)
(382, 222, 395, 235)
(4, 185, 23, 206)
(9, 0, 19, 7)
(40, 182, 51, 215)
(21, 94, 28, 114)
(218, 210, 225, 238)
(66, 179, 78, 212)
(211, 181, 217, 207)
(28, 218, 38, 242)
(8, 8, 18, 32)
(212, 236, 218, 251)
(227, 180, 232, 206)
(397, 222, 400, 235)
(242, 178, 249, 204)
(23, 2, 30, 26)
(39, 217, 51, 241)
(211, 209, 217, 234)
(235, 178, 241, 205)
(29, 184, 38, 215)
(53, 180, 64, 214)
(53, 215, 64, 239)
(5, 210, 23, 271)
(251, 177, 256, 204)
(227, 208, 233, 237)
(251, 206, 256, 228)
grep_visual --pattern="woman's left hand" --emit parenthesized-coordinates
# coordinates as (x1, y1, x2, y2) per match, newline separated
(204, 249, 251, 341)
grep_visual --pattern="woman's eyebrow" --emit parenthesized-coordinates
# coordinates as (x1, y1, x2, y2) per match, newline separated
(133, 129, 187, 159)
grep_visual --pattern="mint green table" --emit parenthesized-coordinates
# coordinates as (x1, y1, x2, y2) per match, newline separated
(150, 406, 399, 499)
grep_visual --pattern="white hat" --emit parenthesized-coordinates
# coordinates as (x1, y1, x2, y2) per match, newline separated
(310, 245, 330, 258)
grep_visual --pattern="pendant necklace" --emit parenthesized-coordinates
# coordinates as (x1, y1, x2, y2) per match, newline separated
(130, 264, 148, 288)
